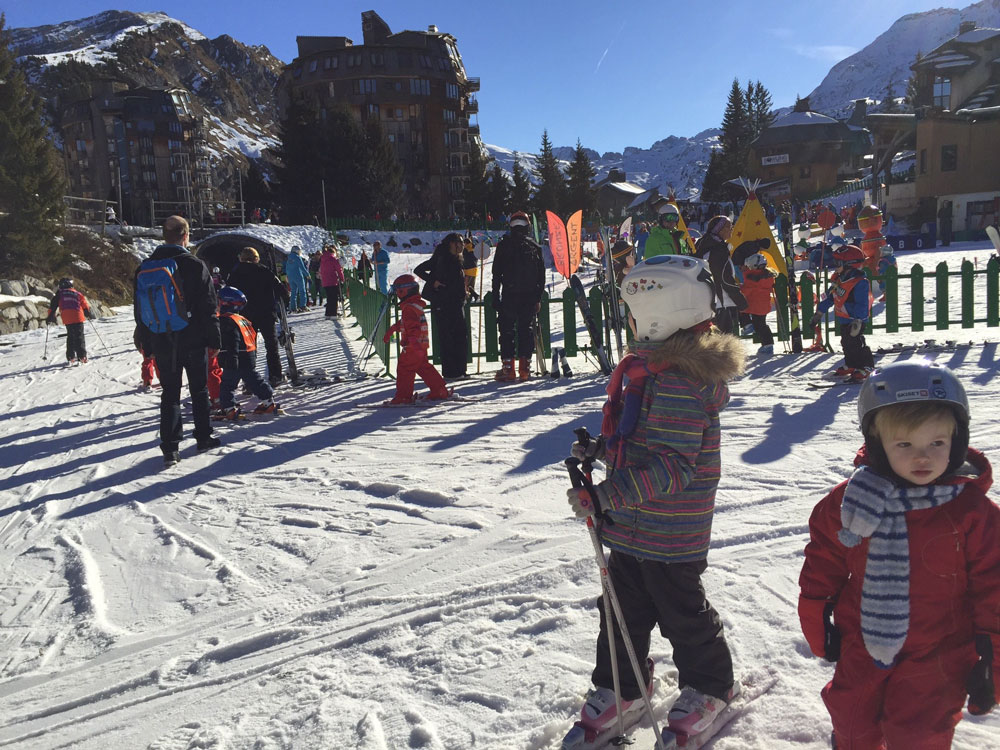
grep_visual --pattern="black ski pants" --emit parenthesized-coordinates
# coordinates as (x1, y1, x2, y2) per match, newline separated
(497, 296, 536, 359)
(749, 314, 774, 346)
(324, 285, 341, 316)
(839, 321, 874, 370)
(592, 552, 734, 701)
(151, 339, 213, 453)
(65, 322, 87, 361)
(433, 304, 467, 378)
(712, 307, 740, 335)
(247, 313, 282, 382)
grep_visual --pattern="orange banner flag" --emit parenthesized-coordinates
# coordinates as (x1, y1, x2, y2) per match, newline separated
(565, 210, 582, 275)
(547, 211, 570, 279)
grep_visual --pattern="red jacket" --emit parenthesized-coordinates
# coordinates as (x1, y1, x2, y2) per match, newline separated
(384, 296, 429, 352)
(740, 268, 776, 317)
(800, 446, 1000, 670)
(48, 288, 91, 325)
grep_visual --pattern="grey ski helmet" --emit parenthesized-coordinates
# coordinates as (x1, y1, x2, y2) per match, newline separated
(858, 359, 970, 476)
(59, 278, 73, 289)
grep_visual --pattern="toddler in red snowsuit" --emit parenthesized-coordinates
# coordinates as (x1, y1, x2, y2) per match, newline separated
(799, 360, 999, 750)
(382, 275, 450, 405)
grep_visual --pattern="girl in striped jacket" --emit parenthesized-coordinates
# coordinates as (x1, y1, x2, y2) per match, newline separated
(567, 256, 746, 738)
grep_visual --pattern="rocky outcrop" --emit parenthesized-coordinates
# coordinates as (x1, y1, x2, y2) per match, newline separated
(0, 277, 115, 335)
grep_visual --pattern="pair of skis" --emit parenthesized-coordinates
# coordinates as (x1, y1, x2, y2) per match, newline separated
(570, 274, 613, 376)
(549, 346, 573, 378)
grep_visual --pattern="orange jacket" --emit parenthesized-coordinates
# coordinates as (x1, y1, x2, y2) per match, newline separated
(48, 288, 91, 325)
(384, 296, 430, 352)
(740, 269, 776, 317)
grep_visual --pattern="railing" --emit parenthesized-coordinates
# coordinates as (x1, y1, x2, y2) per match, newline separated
(326, 217, 511, 232)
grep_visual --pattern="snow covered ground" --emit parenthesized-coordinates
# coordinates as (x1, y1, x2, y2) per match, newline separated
(1, 235, 999, 749)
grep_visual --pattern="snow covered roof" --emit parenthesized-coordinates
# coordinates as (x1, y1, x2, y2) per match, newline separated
(769, 110, 839, 128)
(601, 181, 646, 196)
(628, 188, 660, 210)
(954, 28, 1000, 45)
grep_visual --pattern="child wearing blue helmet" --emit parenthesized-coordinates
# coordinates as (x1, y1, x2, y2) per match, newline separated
(215, 286, 278, 419)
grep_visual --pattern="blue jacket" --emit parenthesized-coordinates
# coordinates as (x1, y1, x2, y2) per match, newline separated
(284, 252, 309, 282)
(817, 267, 871, 321)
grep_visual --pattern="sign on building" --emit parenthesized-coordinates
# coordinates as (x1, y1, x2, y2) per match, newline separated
(761, 154, 790, 166)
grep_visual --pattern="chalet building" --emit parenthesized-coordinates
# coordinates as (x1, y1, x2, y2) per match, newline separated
(593, 169, 646, 218)
(748, 98, 870, 200)
(276, 10, 481, 218)
(867, 21, 1000, 237)
(58, 82, 216, 226)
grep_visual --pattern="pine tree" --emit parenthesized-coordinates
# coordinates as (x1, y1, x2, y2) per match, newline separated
(485, 161, 510, 219)
(565, 140, 596, 216)
(510, 153, 533, 213)
(360, 117, 403, 218)
(700, 149, 727, 203)
(273, 97, 329, 224)
(748, 81, 775, 141)
(904, 53, 922, 110)
(0, 14, 67, 274)
(719, 78, 751, 178)
(532, 129, 566, 215)
(883, 79, 898, 113)
(463, 144, 490, 220)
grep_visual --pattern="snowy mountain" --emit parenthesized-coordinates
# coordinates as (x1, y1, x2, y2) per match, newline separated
(806, 0, 1000, 117)
(9, 11, 283, 165)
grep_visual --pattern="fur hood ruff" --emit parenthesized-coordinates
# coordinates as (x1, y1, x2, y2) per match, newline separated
(636, 328, 745, 384)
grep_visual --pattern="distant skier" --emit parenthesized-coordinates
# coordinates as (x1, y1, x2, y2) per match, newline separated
(643, 203, 691, 258)
(564, 255, 745, 746)
(799, 360, 1000, 749)
(381, 275, 450, 405)
(319, 244, 346, 318)
(809, 244, 874, 382)
(284, 246, 311, 312)
(214, 286, 278, 419)
(491, 211, 545, 382)
(874, 245, 897, 300)
(46, 278, 94, 364)
(694, 216, 748, 334)
(372, 240, 390, 294)
(739, 253, 777, 356)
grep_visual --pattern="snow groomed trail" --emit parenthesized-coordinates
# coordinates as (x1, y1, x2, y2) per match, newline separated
(1, 241, 999, 749)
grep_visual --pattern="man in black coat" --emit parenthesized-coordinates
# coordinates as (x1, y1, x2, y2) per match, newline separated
(491, 211, 545, 381)
(134, 215, 221, 466)
(225, 247, 289, 386)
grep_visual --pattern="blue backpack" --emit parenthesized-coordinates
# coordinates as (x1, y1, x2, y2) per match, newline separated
(136, 257, 189, 333)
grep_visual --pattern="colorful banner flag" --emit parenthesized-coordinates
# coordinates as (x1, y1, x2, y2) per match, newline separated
(565, 210, 582, 275)
(731, 193, 787, 275)
(547, 211, 570, 279)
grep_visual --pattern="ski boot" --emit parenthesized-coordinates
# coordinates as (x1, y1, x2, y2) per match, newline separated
(833, 365, 854, 377)
(666, 682, 740, 737)
(518, 357, 532, 382)
(214, 406, 242, 421)
(757, 344, 773, 356)
(561, 659, 655, 750)
(253, 400, 280, 415)
(494, 359, 517, 382)
(196, 436, 222, 452)
(848, 367, 872, 383)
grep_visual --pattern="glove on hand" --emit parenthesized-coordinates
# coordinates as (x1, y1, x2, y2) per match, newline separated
(849, 318, 864, 337)
(809, 312, 821, 329)
(798, 597, 841, 661)
(757, 237, 772, 250)
(567, 484, 610, 519)
(968, 634, 997, 716)
(571, 435, 605, 464)
(382, 332, 392, 344)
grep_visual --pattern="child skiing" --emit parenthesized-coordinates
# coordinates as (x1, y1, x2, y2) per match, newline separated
(381, 274, 450, 405)
(799, 360, 1000, 749)
(810, 245, 874, 382)
(740, 253, 777, 356)
(133, 324, 159, 390)
(564, 255, 746, 747)
(213, 286, 278, 419)
(46, 278, 95, 364)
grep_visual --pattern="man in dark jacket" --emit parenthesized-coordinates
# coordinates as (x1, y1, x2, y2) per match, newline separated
(134, 215, 221, 466)
(225, 246, 290, 386)
(491, 211, 545, 381)
(694, 215, 748, 334)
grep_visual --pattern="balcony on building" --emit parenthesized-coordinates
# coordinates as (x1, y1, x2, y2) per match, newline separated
(465, 77, 480, 92)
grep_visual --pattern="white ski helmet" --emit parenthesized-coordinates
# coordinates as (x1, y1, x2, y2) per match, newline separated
(657, 203, 681, 221)
(620, 255, 715, 342)
(744, 252, 769, 270)
(880, 244, 894, 257)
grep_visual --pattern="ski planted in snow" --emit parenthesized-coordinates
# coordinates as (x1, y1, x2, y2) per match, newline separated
(570, 274, 613, 376)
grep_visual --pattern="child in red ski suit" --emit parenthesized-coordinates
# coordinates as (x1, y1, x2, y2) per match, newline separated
(46, 278, 94, 363)
(382, 275, 449, 405)
(799, 360, 1000, 750)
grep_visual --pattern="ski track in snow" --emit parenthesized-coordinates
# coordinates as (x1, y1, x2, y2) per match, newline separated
(0, 239, 999, 748)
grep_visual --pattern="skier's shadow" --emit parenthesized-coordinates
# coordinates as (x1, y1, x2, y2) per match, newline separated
(741, 393, 844, 464)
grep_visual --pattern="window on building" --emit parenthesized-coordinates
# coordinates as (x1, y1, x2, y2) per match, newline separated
(439, 58, 451, 71)
(419, 54, 432, 68)
(353, 79, 377, 95)
(393, 81, 403, 92)
(446, 83, 458, 99)
(309, 60, 318, 73)
(293, 67, 302, 79)
(370, 52, 384, 66)
(395, 107, 404, 120)
(347, 53, 363, 67)
(323, 56, 333, 70)
(409, 104, 421, 118)
(410, 79, 430, 96)
(920, 149, 927, 174)
(933, 76, 951, 108)
(387, 133, 395, 142)
(941, 144, 958, 171)
(76, 139, 87, 152)
(411, 131, 423, 145)
(367, 103, 380, 117)
(799, 165, 811, 178)
(328, 82, 336, 97)
(967, 199, 999, 231)
(444, 109, 456, 123)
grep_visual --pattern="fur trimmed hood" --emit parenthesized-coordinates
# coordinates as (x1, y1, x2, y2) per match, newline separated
(635, 328, 746, 384)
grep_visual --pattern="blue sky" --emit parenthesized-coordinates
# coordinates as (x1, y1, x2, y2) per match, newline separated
(6, 0, 951, 154)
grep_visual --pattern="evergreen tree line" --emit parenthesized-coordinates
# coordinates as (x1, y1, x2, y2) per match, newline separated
(701, 79, 775, 201)
(0, 14, 68, 275)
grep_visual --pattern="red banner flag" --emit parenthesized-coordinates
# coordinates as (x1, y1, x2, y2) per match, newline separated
(547, 211, 570, 278)
(565, 210, 582, 275)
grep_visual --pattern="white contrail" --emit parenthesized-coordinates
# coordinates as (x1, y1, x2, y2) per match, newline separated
(595, 18, 628, 74)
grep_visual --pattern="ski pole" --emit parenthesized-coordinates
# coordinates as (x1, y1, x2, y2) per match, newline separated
(88, 318, 111, 355)
(567, 429, 666, 750)
(42, 323, 50, 361)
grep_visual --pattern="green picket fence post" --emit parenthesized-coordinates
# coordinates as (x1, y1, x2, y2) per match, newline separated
(935, 261, 949, 330)
(563, 288, 578, 356)
(483, 291, 499, 361)
(538, 291, 551, 358)
(911, 263, 924, 332)
(589, 286, 605, 354)
(465, 300, 474, 365)
(884, 265, 899, 333)
(961, 260, 975, 328)
(774, 274, 790, 342)
(988, 257, 1000, 327)
(800, 274, 815, 340)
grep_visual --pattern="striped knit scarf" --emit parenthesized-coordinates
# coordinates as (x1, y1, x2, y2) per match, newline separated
(600, 353, 671, 469)
(838, 466, 963, 668)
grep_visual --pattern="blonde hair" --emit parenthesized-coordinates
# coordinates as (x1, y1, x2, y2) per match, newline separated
(240, 247, 260, 263)
(163, 215, 189, 244)
(870, 402, 957, 441)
